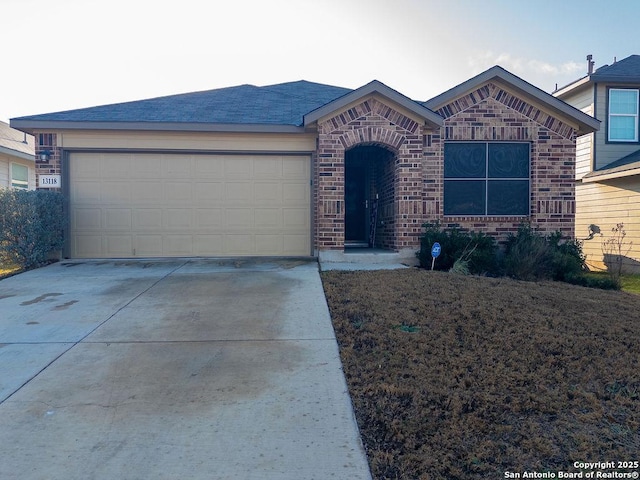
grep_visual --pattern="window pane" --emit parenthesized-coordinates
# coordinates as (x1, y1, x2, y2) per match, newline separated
(488, 143, 529, 178)
(11, 163, 28, 182)
(610, 89, 638, 115)
(444, 143, 486, 178)
(444, 180, 485, 215)
(610, 116, 637, 141)
(487, 180, 529, 215)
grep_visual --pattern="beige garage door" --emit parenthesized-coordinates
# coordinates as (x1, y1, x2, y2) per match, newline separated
(69, 152, 311, 258)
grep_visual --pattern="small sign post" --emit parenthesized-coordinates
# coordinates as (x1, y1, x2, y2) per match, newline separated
(430, 242, 441, 270)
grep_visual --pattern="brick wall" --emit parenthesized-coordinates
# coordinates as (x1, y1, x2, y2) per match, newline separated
(427, 82, 578, 243)
(314, 83, 578, 253)
(34, 132, 62, 191)
(315, 97, 425, 251)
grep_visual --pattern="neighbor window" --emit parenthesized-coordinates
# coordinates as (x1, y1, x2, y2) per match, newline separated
(11, 163, 28, 190)
(608, 88, 639, 142)
(444, 142, 530, 216)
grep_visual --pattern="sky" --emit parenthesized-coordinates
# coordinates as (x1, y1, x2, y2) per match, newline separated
(2, 0, 638, 123)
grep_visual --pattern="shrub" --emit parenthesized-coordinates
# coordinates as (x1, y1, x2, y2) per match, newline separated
(417, 222, 497, 274)
(0, 189, 64, 269)
(503, 224, 585, 282)
(565, 273, 620, 290)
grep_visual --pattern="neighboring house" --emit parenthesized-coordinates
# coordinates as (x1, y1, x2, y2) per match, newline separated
(0, 121, 35, 190)
(554, 54, 640, 273)
(11, 66, 598, 261)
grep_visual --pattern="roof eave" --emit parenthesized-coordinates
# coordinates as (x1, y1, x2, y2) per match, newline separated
(303, 80, 443, 128)
(583, 164, 640, 182)
(0, 145, 35, 161)
(425, 66, 600, 135)
(552, 76, 592, 97)
(9, 120, 309, 135)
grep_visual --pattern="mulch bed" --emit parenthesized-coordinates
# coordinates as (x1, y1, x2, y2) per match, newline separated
(321, 269, 640, 479)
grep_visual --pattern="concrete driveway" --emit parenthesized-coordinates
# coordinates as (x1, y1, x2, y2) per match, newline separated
(0, 259, 371, 480)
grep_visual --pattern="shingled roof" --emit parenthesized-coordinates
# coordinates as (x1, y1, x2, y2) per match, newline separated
(11, 80, 353, 131)
(0, 120, 34, 160)
(591, 54, 640, 82)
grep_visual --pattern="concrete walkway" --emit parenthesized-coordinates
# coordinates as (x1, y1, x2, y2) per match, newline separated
(0, 259, 372, 480)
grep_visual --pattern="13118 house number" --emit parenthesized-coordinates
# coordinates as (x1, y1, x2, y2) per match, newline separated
(39, 175, 61, 187)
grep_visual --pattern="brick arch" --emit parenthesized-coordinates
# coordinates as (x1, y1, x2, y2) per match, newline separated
(338, 127, 405, 152)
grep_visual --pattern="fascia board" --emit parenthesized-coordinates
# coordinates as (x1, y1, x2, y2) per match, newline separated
(9, 120, 308, 135)
(0, 145, 34, 161)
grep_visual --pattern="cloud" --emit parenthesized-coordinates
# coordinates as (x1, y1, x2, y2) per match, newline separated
(468, 51, 584, 78)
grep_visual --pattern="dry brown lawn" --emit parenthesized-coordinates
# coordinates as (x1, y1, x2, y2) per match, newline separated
(321, 269, 640, 480)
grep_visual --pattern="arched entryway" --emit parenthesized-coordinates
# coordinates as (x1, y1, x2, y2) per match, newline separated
(344, 144, 396, 250)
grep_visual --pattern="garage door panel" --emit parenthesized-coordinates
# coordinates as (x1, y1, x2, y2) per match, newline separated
(284, 234, 309, 253)
(194, 183, 223, 202)
(133, 182, 163, 203)
(102, 182, 132, 204)
(163, 155, 193, 178)
(254, 157, 282, 178)
(134, 209, 163, 229)
(164, 209, 193, 229)
(226, 208, 253, 228)
(193, 235, 224, 255)
(75, 235, 103, 256)
(196, 209, 223, 229)
(163, 235, 193, 255)
(135, 235, 163, 255)
(283, 208, 309, 228)
(255, 183, 282, 203)
(224, 234, 253, 254)
(74, 208, 102, 229)
(225, 158, 252, 176)
(225, 182, 253, 203)
(195, 157, 224, 176)
(283, 157, 307, 176)
(283, 183, 307, 202)
(101, 155, 131, 178)
(105, 235, 133, 256)
(255, 235, 283, 254)
(164, 182, 192, 203)
(70, 153, 310, 258)
(73, 182, 102, 203)
(105, 209, 132, 229)
(73, 156, 102, 178)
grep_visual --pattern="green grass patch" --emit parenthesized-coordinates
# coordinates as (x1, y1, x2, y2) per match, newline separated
(584, 272, 640, 294)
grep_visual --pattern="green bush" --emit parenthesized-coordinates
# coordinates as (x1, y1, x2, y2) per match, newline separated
(503, 224, 585, 282)
(0, 189, 64, 269)
(417, 222, 497, 274)
(565, 273, 620, 291)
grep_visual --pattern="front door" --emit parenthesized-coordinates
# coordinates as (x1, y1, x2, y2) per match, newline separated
(345, 159, 368, 245)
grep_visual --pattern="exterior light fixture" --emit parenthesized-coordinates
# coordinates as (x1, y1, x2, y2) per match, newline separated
(38, 150, 51, 162)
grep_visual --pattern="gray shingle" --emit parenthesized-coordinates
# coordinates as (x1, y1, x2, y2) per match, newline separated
(13, 81, 352, 127)
(592, 55, 640, 81)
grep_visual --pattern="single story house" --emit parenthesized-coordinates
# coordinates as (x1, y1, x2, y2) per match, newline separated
(0, 121, 35, 190)
(554, 54, 640, 273)
(11, 66, 599, 262)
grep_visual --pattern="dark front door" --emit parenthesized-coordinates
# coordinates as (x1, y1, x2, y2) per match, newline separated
(345, 159, 367, 244)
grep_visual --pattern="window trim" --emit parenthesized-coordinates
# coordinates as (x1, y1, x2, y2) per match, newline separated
(10, 162, 29, 190)
(607, 88, 639, 143)
(443, 141, 531, 217)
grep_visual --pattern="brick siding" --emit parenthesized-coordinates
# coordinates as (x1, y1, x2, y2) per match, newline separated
(315, 83, 578, 252)
(34, 132, 62, 191)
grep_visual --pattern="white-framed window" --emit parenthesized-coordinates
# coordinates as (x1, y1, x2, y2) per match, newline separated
(444, 142, 530, 216)
(608, 88, 639, 142)
(11, 163, 29, 190)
